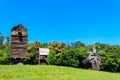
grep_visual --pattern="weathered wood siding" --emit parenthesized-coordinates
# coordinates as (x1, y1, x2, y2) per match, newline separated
(11, 24, 27, 59)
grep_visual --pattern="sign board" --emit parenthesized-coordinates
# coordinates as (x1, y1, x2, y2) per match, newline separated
(39, 48, 50, 55)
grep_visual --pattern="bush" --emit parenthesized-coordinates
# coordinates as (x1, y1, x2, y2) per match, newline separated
(0, 50, 10, 64)
(47, 50, 57, 65)
(48, 48, 87, 68)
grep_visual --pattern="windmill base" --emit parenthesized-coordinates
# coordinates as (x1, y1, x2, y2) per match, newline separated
(10, 58, 24, 65)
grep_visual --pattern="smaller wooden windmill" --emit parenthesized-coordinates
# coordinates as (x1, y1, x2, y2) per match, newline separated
(83, 47, 101, 70)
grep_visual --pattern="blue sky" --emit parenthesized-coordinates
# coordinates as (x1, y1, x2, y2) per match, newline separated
(0, 0, 120, 45)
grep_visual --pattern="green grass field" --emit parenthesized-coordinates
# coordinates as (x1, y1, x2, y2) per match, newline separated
(0, 65, 120, 80)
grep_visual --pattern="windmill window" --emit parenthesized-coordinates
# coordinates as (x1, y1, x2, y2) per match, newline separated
(18, 32, 23, 42)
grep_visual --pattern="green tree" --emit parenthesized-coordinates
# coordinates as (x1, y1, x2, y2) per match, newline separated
(0, 32, 4, 44)
(71, 41, 85, 48)
(25, 41, 40, 64)
(48, 41, 67, 57)
(100, 51, 119, 72)
(47, 50, 57, 64)
(5, 36, 10, 44)
(0, 50, 9, 64)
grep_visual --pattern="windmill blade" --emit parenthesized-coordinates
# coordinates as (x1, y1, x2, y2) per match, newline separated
(87, 51, 93, 54)
(96, 50, 102, 55)
(96, 52, 100, 55)
(97, 56, 101, 61)
(93, 47, 96, 53)
(82, 59, 89, 64)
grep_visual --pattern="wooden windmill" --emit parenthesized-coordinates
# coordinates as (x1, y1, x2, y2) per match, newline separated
(11, 24, 28, 64)
(83, 47, 101, 70)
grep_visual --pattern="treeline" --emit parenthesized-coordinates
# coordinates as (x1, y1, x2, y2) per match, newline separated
(1, 33, 120, 72)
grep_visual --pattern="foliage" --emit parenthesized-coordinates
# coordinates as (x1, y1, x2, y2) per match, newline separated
(24, 41, 40, 64)
(48, 41, 67, 57)
(70, 41, 85, 48)
(100, 51, 120, 72)
(0, 32, 4, 44)
(47, 45, 90, 68)
(0, 50, 10, 64)
(58, 50, 80, 67)
(47, 50, 57, 64)
(0, 33, 10, 64)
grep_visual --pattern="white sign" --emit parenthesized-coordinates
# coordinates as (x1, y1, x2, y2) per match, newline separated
(39, 48, 50, 55)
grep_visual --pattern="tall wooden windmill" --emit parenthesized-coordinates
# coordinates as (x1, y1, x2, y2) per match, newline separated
(11, 24, 28, 64)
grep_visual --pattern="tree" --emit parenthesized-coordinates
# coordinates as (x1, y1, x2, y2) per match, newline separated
(25, 41, 40, 64)
(47, 46, 87, 68)
(0, 50, 10, 64)
(0, 33, 4, 44)
(5, 36, 10, 44)
(100, 51, 119, 72)
(48, 41, 67, 57)
(47, 50, 57, 64)
(71, 41, 85, 48)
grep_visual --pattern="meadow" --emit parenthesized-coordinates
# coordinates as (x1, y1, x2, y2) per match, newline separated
(0, 65, 120, 80)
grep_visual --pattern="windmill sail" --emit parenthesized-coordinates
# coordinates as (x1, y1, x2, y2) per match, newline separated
(83, 46, 101, 70)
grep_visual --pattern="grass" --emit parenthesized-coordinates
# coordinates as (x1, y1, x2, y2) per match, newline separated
(0, 65, 120, 80)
